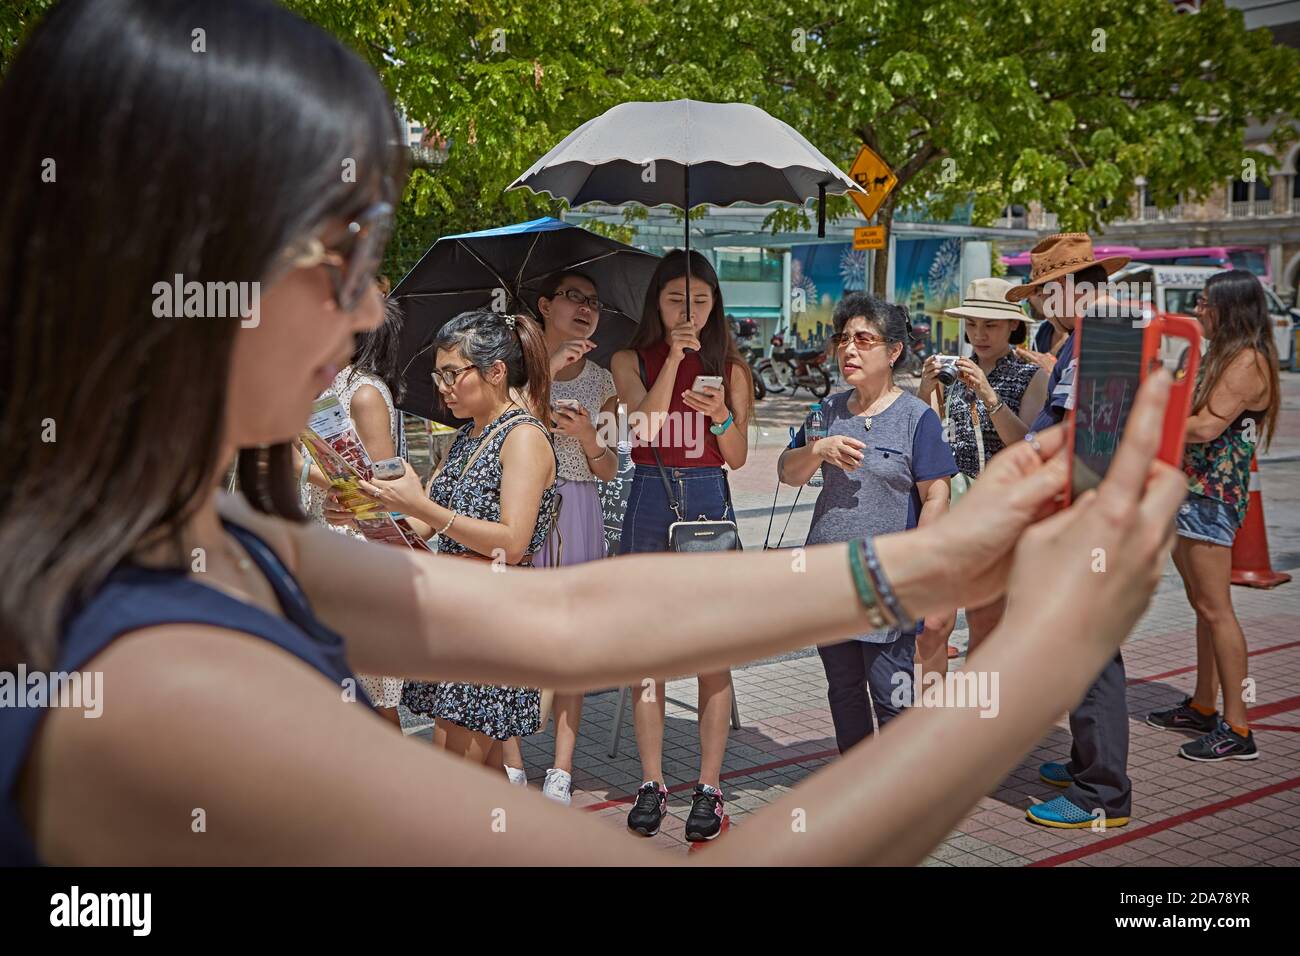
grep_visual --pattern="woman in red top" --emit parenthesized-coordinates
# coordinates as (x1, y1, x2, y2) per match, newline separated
(610, 250, 754, 841)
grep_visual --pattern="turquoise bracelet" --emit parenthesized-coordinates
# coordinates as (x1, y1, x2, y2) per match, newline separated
(847, 539, 889, 631)
(709, 412, 734, 436)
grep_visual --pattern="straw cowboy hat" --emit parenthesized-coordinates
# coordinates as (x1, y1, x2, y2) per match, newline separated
(944, 277, 1029, 322)
(1003, 232, 1129, 303)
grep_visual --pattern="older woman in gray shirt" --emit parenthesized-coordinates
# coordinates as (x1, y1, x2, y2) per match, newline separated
(779, 293, 956, 753)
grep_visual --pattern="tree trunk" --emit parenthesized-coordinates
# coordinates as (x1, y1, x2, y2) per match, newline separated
(871, 195, 896, 299)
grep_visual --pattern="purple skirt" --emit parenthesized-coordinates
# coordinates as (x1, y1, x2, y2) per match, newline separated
(533, 478, 606, 567)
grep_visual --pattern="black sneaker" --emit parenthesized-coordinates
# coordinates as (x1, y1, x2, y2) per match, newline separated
(627, 781, 667, 836)
(1179, 720, 1259, 762)
(684, 783, 725, 842)
(1146, 696, 1219, 733)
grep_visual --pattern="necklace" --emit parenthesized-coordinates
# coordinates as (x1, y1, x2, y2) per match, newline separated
(223, 533, 254, 574)
(854, 388, 898, 431)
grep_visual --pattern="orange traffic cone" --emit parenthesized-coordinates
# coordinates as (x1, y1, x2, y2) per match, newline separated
(1231, 455, 1292, 589)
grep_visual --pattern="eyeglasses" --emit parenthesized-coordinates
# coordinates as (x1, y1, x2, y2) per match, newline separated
(830, 331, 886, 350)
(282, 201, 394, 312)
(432, 364, 479, 388)
(551, 287, 602, 312)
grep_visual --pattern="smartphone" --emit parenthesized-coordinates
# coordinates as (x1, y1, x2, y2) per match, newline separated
(371, 457, 406, 481)
(692, 375, 724, 393)
(552, 398, 583, 412)
(1066, 310, 1200, 503)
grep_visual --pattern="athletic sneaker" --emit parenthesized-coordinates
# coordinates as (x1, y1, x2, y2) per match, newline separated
(1026, 795, 1129, 829)
(1179, 720, 1259, 762)
(684, 783, 725, 842)
(627, 781, 668, 836)
(1146, 695, 1219, 733)
(542, 768, 572, 805)
(505, 766, 528, 788)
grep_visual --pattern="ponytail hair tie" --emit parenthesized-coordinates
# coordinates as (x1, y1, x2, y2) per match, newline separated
(504, 314, 517, 330)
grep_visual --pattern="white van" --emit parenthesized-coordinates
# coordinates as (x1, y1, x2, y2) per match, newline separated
(1108, 263, 1294, 370)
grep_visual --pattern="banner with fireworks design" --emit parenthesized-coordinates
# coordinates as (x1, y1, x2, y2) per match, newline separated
(788, 242, 867, 350)
(892, 237, 964, 353)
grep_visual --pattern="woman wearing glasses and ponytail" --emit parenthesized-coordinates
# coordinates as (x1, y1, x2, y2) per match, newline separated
(779, 294, 957, 755)
(354, 309, 559, 777)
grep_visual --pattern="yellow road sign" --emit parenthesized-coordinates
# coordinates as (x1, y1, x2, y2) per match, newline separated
(853, 226, 886, 250)
(848, 145, 897, 220)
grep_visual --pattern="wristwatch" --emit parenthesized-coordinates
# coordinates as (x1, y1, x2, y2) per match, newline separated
(710, 412, 734, 436)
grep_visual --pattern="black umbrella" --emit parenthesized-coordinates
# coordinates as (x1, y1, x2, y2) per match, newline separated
(389, 216, 659, 424)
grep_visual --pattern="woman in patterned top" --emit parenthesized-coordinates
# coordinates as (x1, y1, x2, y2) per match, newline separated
(1147, 270, 1281, 763)
(533, 271, 619, 805)
(298, 292, 410, 724)
(356, 309, 558, 773)
(917, 277, 1048, 667)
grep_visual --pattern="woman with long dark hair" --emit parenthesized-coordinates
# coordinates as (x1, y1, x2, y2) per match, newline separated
(609, 250, 755, 842)
(0, 0, 1187, 866)
(1147, 270, 1281, 763)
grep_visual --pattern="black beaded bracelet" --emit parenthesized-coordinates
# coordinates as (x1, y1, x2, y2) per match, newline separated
(861, 536, 912, 629)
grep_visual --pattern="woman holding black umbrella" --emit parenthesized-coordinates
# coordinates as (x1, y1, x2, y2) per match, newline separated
(610, 250, 755, 842)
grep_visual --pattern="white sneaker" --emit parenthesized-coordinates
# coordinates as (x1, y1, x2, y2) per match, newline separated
(541, 768, 572, 805)
(505, 765, 528, 788)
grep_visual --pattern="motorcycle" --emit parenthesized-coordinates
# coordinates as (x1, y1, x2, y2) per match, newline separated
(753, 334, 832, 399)
(733, 318, 767, 400)
(898, 320, 934, 378)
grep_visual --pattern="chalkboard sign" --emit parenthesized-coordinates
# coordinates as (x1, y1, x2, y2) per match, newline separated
(596, 444, 635, 555)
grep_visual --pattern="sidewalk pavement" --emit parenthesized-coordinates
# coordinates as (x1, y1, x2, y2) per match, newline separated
(400, 565, 1300, 863)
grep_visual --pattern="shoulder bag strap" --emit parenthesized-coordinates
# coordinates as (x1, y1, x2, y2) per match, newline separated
(637, 352, 685, 522)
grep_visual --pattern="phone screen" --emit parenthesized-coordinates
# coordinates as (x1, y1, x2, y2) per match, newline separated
(1071, 314, 1144, 499)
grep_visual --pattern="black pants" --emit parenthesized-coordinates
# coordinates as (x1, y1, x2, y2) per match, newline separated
(817, 634, 916, 754)
(1063, 651, 1132, 818)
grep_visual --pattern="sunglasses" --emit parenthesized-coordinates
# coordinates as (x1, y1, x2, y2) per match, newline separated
(283, 201, 394, 311)
(550, 287, 603, 312)
(830, 331, 886, 350)
(432, 364, 479, 388)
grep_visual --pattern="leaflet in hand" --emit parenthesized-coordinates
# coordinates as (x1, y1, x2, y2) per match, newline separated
(301, 395, 431, 551)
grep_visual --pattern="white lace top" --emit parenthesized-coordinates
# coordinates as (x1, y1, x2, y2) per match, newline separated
(551, 359, 617, 482)
(300, 366, 404, 528)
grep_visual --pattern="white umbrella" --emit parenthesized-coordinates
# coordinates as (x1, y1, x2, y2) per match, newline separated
(507, 99, 867, 329)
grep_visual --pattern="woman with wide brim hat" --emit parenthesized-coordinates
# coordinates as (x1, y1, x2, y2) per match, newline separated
(916, 276, 1050, 670)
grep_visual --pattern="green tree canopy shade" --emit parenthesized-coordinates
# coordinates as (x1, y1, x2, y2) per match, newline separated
(6, 0, 1297, 286)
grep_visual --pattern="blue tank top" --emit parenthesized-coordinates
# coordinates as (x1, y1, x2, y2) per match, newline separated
(0, 518, 371, 865)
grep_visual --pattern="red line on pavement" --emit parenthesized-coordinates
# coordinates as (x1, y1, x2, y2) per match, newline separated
(1254, 724, 1300, 733)
(1246, 695, 1300, 721)
(1027, 776, 1300, 867)
(1127, 639, 1300, 686)
(581, 747, 839, 813)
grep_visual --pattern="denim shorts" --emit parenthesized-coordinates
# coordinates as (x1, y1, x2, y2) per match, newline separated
(618, 465, 735, 555)
(1175, 491, 1239, 548)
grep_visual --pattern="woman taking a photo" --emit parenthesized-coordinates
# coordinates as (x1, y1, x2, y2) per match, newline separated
(533, 270, 619, 805)
(1146, 270, 1280, 763)
(780, 293, 957, 754)
(609, 250, 753, 842)
(354, 309, 559, 774)
(1, 0, 1189, 867)
(918, 277, 1048, 665)
(296, 292, 409, 725)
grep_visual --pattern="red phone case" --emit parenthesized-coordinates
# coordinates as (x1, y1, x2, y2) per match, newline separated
(1065, 312, 1201, 504)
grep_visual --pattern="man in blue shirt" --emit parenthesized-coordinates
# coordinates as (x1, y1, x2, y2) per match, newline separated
(1006, 233, 1137, 829)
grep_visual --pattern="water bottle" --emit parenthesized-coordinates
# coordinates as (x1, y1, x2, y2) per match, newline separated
(806, 403, 827, 488)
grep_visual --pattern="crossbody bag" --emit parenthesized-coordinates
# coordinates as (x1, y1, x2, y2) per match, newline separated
(636, 353, 741, 553)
